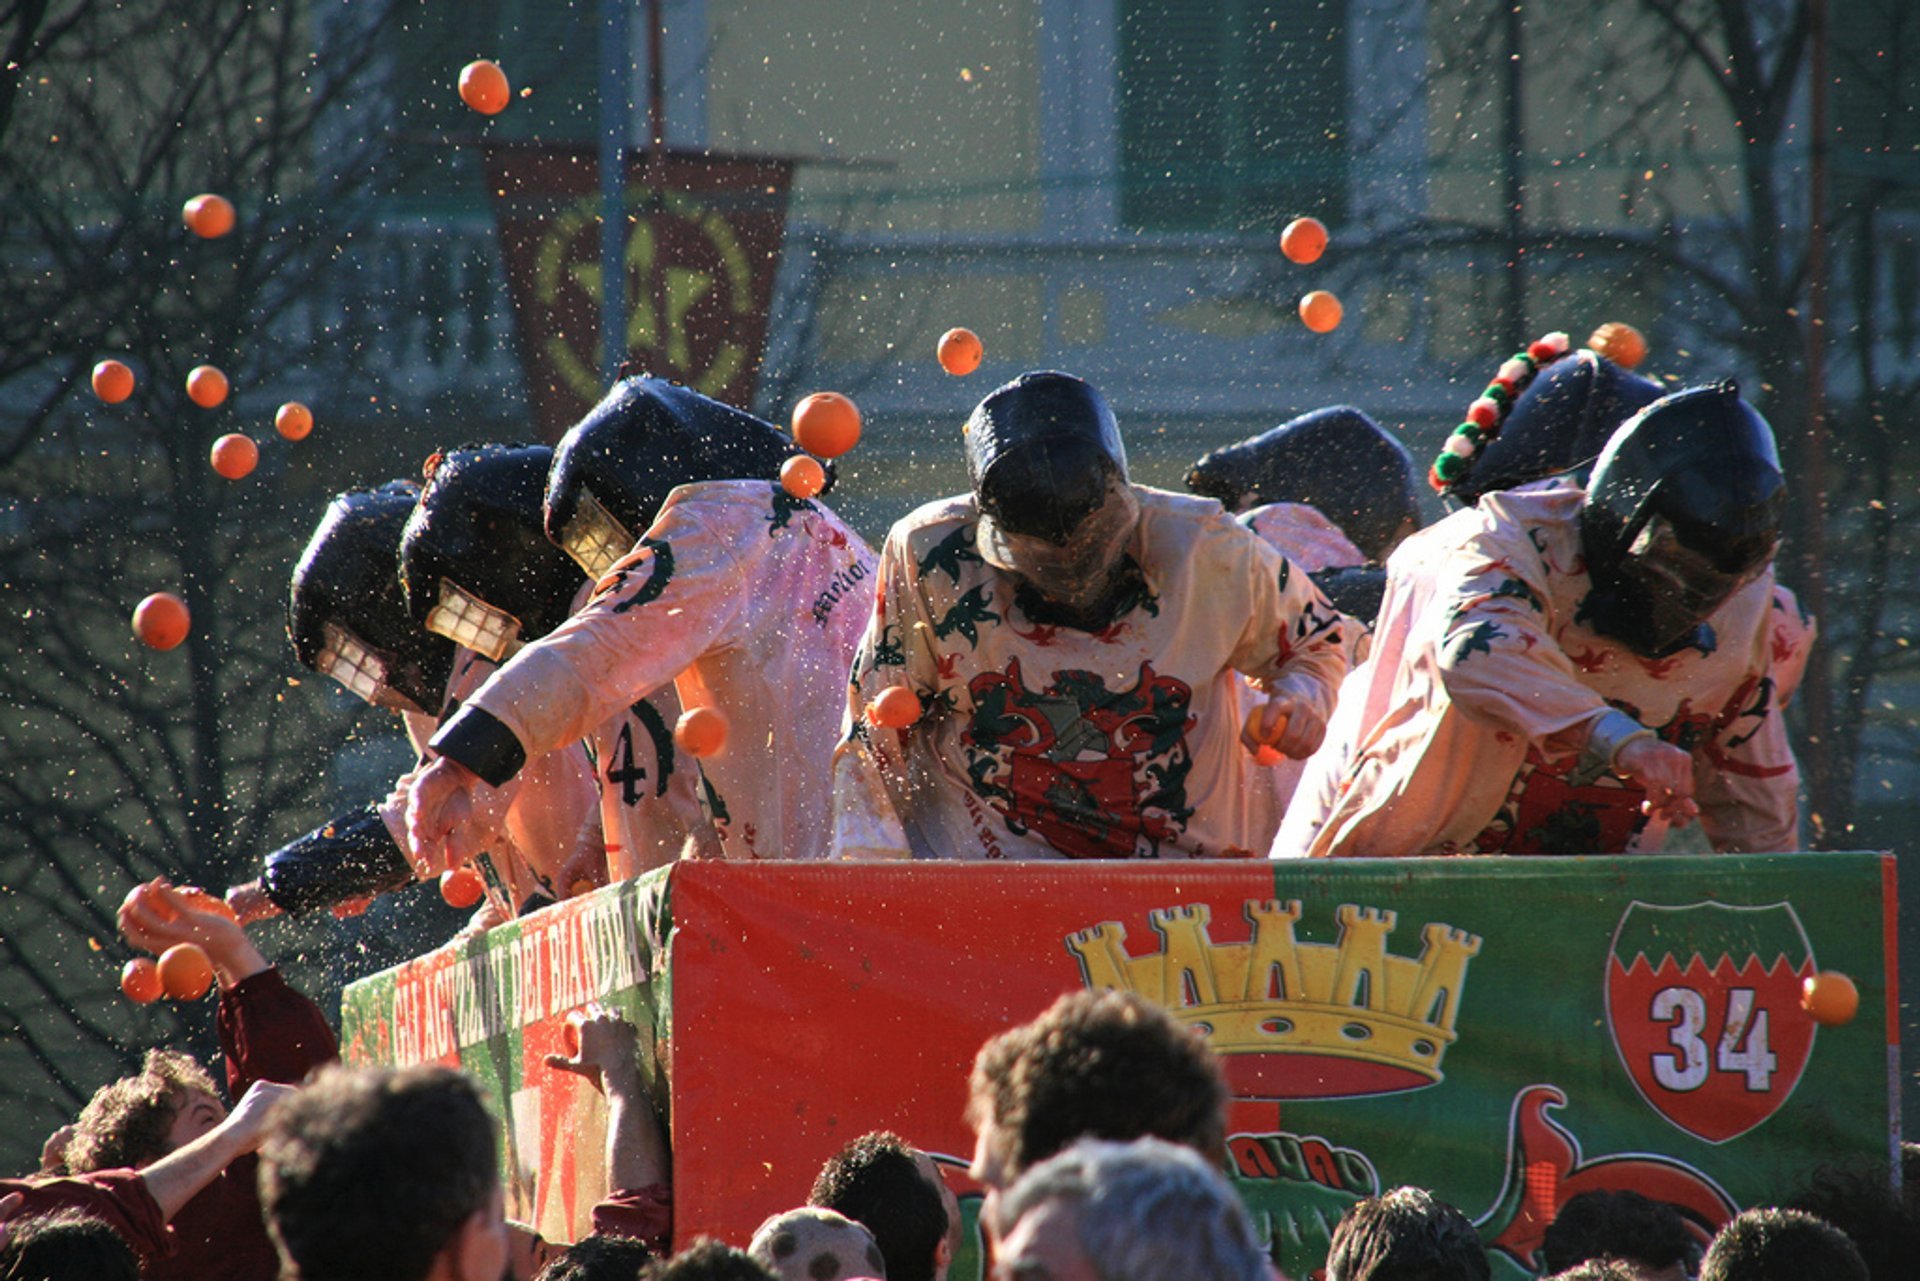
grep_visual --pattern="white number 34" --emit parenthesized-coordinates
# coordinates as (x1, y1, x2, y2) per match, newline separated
(1649, 986, 1777, 1092)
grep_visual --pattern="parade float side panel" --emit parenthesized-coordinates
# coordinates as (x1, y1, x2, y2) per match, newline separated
(341, 856, 1896, 1279)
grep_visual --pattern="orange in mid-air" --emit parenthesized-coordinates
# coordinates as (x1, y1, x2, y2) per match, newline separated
(183, 194, 236, 239)
(132, 592, 191, 651)
(1588, 321, 1649, 370)
(937, 327, 984, 376)
(186, 365, 229, 408)
(791, 391, 862, 459)
(1299, 290, 1343, 334)
(157, 943, 214, 1000)
(275, 401, 313, 440)
(1801, 970, 1859, 1026)
(674, 706, 730, 759)
(1280, 217, 1329, 265)
(121, 958, 164, 1004)
(869, 685, 922, 730)
(440, 866, 486, 909)
(780, 454, 827, 499)
(459, 60, 511, 115)
(211, 433, 259, 480)
(92, 359, 135, 404)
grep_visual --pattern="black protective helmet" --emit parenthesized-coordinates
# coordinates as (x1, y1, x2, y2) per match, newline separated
(1452, 349, 1664, 505)
(288, 481, 454, 716)
(546, 375, 817, 578)
(398, 444, 584, 661)
(1580, 383, 1786, 657)
(1185, 405, 1417, 562)
(966, 371, 1128, 545)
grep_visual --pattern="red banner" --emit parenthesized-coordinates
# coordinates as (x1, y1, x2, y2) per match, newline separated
(485, 144, 793, 438)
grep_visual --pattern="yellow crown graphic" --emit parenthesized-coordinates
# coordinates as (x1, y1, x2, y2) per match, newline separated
(1067, 901, 1481, 1099)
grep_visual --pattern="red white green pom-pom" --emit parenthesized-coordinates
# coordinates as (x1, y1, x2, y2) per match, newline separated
(1430, 330, 1580, 498)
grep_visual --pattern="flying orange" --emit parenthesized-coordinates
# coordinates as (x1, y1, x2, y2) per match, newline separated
(780, 454, 826, 499)
(459, 60, 511, 115)
(121, 958, 164, 1004)
(1280, 217, 1328, 265)
(276, 401, 313, 440)
(674, 706, 730, 758)
(938, 328, 984, 376)
(132, 592, 191, 651)
(791, 392, 861, 459)
(157, 943, 214, 1000)
(1801, 971, 1858, 1026)
(183, 194, 236, 239)
(211, 433, 259, 480)
(1299, 291, 1343, 334)
(440, 866, 486, 909)
(92, 359, 135, 404)
(1588, 321, 1648, 369)
(187, 365, 229, 408)
(869, 685, 922, 730)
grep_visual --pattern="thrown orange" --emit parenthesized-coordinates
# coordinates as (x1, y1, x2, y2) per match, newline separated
(92, 359, 135, 404)
(132, 592, 191, 651)
(781, 454, 826, 499)
(187, 365, 229, 408)
(157, 943, 214, 1000)
(459, 60, 511, 115)
(1588, 321, 1648, 370)
(1280, 217, 1328, 265)
(275, 401, 313, 440)
(121, 958, 164, 1004)
(211, 433, 258, 480)
(440, 866, 486, 909)
(791, 392, 861, 459)
(937, 328, 984, 376)
(869, 685, 922, 730)
(183, 194, 236, 239)
(1299, 291, 1343, 334)
(1801, 971, 1859, 1026)
(674, 706, 729, 758)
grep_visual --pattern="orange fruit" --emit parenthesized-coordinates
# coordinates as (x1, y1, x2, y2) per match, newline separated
(440, 866, 486, 909)
(791, 391, 861, 459)
(937, 327, 984, 376)
(459, 60, 511, 115)
(1299, 290, 1343, 334)
(92, 359, 135, 404)
(275, 401, 313, 440)
(171, 886, 240, 924)
(869, 685, 922, 730)
(1253, 744, 1285, 767)
(1280, 217, 1328, 265)
(674, 706, 730, 758)
(186, 365, 229, 408)
(210, 433, 259, 480)
(157, 943, 214, 1000)
(1588, 321, 1648, 370)
(1801, 970, 1859, 1026)
(780, 454, 826, 499)
(183, 194, 236, 239)
(132, 592, 191, 651)
(121, 958, 164, 1004)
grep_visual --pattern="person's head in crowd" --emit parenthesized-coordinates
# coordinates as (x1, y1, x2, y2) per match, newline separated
(809, 1131, 956, 1281)
(1324, 1186, 1490, 1281)
(989, 1137, 1268, 1281)
(747, 1207, 887, 1281)
(966, 990, 1228, 1197)
(259, 1065, 506, 1281)
(536, 1233, 659, 1281)
(1544, 1260, 1642, 1281)
(1786, 1162, 1920, 1281)
(65, 1048, 223, 1172)
(1540, 1190, 1695, 1281)
(640, 1240, 778, 1281)
(1698, 1206, 1868, 1281)
(0, 1210, 140, 1281)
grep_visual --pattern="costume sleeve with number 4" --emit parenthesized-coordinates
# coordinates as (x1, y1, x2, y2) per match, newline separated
(1297, 488, 1800, 856)
(438, 481, 875, 862)
(832, 488, 1349, 860)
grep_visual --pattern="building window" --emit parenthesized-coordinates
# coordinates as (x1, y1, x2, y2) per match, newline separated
(1118, 0, 1348, 233)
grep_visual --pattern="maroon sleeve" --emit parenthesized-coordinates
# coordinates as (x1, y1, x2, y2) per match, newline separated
(590, 1184, 673, 1256)
(0, 1170, 175, 1262)
(216, 967, 339, 1096)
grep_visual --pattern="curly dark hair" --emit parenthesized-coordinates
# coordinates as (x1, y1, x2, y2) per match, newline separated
(66, 1049, 219, 1172)
(1700, 1207, 1868, 1281)
(0, 1210, 141, 1281)
(536, 1233, 660, 1281)
(1324, 1186, 1490, 1281)
(810, 1131, 946, 1281)
(967, 989, 1228, 1180)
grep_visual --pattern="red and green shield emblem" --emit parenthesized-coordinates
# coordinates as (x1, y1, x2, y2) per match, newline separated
(1605, 901, 1816, 1144)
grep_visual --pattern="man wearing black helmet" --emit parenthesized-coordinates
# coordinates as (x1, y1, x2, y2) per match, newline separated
(407, 377, 875, 865)
(1291, 382, 1801, 857)
(833, 371, 1348, 861)
(226, 479, 604, 921)
(391, 442, 715, 880)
